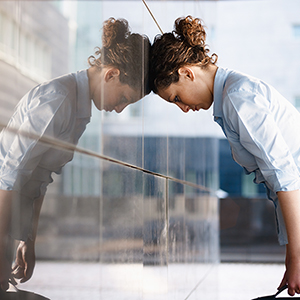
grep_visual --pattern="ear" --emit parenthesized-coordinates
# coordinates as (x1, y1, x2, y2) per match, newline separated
(104, 67, 120, 82)
(178, 66, 195, 81)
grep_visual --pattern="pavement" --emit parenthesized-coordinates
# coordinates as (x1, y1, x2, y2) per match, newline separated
(5, 261, 291, 300)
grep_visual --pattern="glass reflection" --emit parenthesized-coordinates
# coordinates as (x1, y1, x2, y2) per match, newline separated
(0, 1, 220, 299)
(143, 174, 167, 266)
(0, 13, 150, 294)
(168, 182, 218, 299)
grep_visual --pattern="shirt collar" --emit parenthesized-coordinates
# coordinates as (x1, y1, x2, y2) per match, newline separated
(213, 67, 230, 119)
(75, 69, 91, 118)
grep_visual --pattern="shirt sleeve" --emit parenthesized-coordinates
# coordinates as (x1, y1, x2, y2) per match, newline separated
(0, 92, 71, 191)
(223, 90, 300, 193)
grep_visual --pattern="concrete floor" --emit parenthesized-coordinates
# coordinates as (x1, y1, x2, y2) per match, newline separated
(5, 261, 289, 300)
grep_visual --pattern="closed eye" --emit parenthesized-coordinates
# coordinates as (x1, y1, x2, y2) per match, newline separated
(173, 96, 180, 103)
(167, 95, 181, 104)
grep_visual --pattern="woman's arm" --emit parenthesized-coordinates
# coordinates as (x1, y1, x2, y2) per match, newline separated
(277, 190, 300, 296)
(0, 190, 44, 290)
(12, 194, 44, 283)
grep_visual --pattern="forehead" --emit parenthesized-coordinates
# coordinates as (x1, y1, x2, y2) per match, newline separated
(124, 84, 143, 103)
(158, 84, 177, 101)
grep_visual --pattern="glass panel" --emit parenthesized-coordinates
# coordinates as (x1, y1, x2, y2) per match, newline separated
(167, 181, 219, 299)
(0, 1, 221, 299)
(100, 162, 143, 299)
(143, 174, 168, 299)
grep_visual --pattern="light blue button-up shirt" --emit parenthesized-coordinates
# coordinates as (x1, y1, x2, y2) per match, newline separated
(0, 69, 91, 240)
(213, 67, 300, 245)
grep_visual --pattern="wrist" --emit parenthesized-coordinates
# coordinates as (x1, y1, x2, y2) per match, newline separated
(27, 232, 36, 242)
(24, 237, 35, 249)
(286, 249, 300, 263)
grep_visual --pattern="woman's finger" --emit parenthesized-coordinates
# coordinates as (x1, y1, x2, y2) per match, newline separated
(288, 286, 296, 296)
(12, 265, 25, 279)
(278, 271, 287, 290)
(20, 254, 35, 283)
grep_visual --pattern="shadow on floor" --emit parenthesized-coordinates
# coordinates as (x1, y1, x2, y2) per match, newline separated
(0, 290, 50, 300)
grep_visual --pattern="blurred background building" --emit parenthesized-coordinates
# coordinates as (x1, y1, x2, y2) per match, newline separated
(0, 1, 68, 124)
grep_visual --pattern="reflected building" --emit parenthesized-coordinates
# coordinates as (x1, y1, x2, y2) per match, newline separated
(0, 1, 69, 125)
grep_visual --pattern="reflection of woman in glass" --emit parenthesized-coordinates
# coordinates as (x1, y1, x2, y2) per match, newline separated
(150, 15, 300, 296)
(0, 17, 150, 291)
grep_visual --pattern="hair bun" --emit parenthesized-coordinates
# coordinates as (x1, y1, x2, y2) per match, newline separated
(174, 16, 206, 48)
(102, 17, 130, 48)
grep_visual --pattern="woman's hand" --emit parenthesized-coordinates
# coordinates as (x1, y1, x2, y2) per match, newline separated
(10, 195, 43, 285)
(278, 246, 300, 296)
(277, 190, 300, 296)
(12, 239, 35, 283)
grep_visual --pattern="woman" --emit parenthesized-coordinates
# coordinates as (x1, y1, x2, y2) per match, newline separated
(0, 17, 150, 291)
(150, 15, 300, 296)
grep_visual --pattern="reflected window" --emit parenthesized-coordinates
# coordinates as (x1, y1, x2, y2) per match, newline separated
(185, 171, 196, 196)
(295, 96, 300, 110)
(0, 12, 7, 50)
(130, 101, 143, 117)
(242, 172, 258, 197)
(0, 9, 51, 81)
(292, 24, 300, 38)
(208, 25, 216, 41)
(9, 21, 18, 52)
(62, 135, 101, 197)
(0, 18, 2, 48)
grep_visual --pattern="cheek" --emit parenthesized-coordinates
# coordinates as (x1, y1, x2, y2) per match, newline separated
(103, 89, 116, 104)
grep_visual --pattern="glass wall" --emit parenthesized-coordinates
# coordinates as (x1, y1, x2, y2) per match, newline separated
(2, 0, 300, 298)
(0, 1, 219, 299)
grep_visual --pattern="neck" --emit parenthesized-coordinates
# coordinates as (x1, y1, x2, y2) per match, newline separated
(204, 64, 218, 96)
(87, 66, 102, 100)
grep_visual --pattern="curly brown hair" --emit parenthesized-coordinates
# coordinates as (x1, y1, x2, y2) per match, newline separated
(89, 18, 151, 96)
(150, 16, 217, 93)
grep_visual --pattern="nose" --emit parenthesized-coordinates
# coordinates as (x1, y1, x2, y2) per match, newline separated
(115, 102, 129, 113)
(176, 102, 190, 113)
